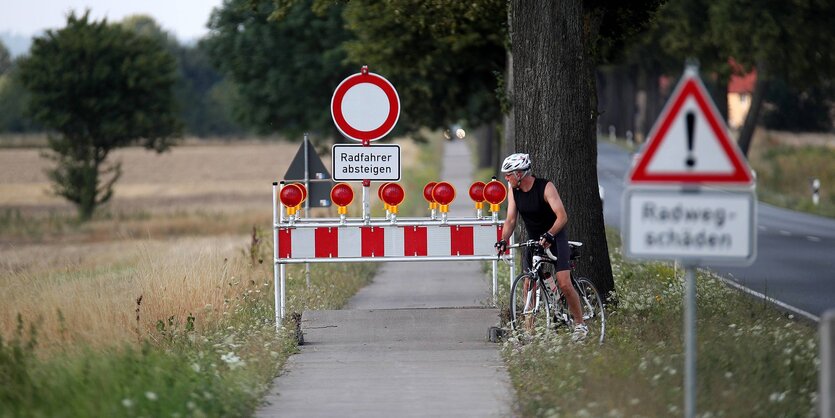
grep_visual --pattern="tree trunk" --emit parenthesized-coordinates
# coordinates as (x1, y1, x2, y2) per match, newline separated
(510, 0, 616, 299)
(476, 123, 494, 169)
(737, 61, 768, 157)
(644, 68, 663, 140)
(503, 49, 516, 159)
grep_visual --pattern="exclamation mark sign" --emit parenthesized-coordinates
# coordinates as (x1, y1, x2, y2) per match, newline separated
(685, 112, 696, 168)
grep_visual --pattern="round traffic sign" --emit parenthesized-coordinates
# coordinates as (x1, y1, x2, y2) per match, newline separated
(331, 67, 400, 142)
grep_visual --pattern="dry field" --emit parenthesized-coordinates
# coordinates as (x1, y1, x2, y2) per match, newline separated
(0, 140, 317, 211)
(0, 137, 421, 352)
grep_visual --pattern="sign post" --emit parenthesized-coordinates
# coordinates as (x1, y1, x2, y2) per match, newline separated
(622, 65, 757, 418)
(331, 65, 401, 222)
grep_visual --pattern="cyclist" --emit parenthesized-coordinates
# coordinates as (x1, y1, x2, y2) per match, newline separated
(495, 153, 588, 341)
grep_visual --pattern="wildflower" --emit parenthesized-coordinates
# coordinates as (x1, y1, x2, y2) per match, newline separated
(221, 351, 245, 369)
(122, 398, 134, 408)
(191, 363, 201, 373)
(145, 391, 158, 401)
(769, 392, 787, 402)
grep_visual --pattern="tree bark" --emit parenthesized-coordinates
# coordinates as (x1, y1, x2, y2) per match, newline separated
(503, 49, 516, 160)
(737, 61, 768, 157)
(510, 0, 616, 299)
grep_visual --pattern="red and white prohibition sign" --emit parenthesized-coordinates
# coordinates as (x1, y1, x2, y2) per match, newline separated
(331, 66, 400, 143)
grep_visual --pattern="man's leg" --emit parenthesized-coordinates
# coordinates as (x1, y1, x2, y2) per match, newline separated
(556, 270, 584, 325)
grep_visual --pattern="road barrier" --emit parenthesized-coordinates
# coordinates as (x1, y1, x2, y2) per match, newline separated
(272, 179, 514, 323)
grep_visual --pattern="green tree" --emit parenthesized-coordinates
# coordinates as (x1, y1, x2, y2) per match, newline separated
(121, 15, 243, 137)
(204, 0, 353, 137)
(710, 0, 835, 155)
(511, 1, 663, 299)
(18, 11, 181, 220)
(341, 1, 507, 151)
(0, 41, 11, 75)
(0, 66, 37, 133)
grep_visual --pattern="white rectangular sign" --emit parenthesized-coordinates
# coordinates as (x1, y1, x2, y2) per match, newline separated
(623, 188, 756, 265)
(332, 144, 401, 182)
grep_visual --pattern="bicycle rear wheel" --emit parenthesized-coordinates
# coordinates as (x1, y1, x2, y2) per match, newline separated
(574, 277, 606, 344)
(509, 273, 551, 333)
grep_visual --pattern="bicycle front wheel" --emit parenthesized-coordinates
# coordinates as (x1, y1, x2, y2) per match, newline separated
(509, 273, 551, 333)
(574, 277, 606, 344)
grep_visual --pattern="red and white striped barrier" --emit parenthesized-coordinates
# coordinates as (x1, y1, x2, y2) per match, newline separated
(278, 224, 503, 261)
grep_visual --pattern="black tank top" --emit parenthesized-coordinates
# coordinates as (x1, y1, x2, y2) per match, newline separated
(513, 177, 559, 238)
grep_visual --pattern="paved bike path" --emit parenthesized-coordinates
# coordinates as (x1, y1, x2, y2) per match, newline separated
(257, 140, 512, 417)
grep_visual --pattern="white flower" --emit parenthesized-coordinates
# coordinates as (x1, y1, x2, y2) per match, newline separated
(122, 398, 134, 408)
(145, 391, 158, 401)
(191, 363, 201, 373)
(221, 351, 245, 369)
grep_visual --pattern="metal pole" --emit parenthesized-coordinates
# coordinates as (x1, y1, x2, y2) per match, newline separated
(303, 133, 311, 288)
(821, 310, 835, 418)
(272, 182, 281, 329)
(509, 234, 516, 286)
(362, 183, 370, 223)
(492, 259, 498, 306)
(684, 265, 697, 418)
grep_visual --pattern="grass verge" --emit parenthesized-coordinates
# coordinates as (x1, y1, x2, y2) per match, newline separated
(498, 228, 818, 417)
(0, 134, 444, 416)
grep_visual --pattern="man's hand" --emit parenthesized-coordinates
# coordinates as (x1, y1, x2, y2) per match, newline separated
(539, 232, 556, 248)
(495, 239, 508, 255)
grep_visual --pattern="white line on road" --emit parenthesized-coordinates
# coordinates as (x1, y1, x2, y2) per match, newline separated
(718, 275, 820, 323)
(780, 230, 792, 236)
(807, 236, 822, 242)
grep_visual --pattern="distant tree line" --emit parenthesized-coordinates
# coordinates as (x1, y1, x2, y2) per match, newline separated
(598, 0, 835, 156)
(0, 16, 244, 138)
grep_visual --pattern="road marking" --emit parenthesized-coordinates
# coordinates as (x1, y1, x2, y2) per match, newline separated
(758, 226, 767, 231)
(717, 274, 820, 323)
(779, 230, 791, 236)
(807, 236, 821, 242)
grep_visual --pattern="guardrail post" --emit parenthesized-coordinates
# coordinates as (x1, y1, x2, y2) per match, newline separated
(822, 309, 835, 418)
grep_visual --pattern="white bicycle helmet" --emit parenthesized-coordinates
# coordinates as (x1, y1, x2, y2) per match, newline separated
(501, 153, 531, 173)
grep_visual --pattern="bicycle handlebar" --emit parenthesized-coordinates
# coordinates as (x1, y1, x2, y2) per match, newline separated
(501, 239, 559, 261)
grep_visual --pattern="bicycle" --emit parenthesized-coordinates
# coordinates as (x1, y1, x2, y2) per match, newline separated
(503, 239, 606, 344)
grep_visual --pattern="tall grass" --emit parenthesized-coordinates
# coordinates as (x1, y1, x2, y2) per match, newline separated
(499, 228, 818, 417)
(0, 133, 444, 416)
(750, 142, 835, 218)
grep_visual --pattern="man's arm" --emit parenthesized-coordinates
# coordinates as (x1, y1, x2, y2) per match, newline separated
(500, 188, 518, 242)
(543, 181, 568, 236)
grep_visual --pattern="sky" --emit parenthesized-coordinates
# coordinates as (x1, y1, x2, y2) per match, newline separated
(1, 0, 226, 42)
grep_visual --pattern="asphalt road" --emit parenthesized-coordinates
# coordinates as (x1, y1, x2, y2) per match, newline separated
(597, 140, 835, 320)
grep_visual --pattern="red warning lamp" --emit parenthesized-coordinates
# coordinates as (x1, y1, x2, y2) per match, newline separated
(431, 181, 456, 213)
(468, 181, 486, 210)
(378, 182, 390, 212)
(482, 180, 507, 212)
(381, 183, 405, 214)
(293, 183, 308, 204)
(423, 181, 438, 211)
(330, 183, 354, 215)
(279, 184, 304, 216)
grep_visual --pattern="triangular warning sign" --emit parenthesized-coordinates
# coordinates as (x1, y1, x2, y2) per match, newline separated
(284, 137, 331, 181)
(628, 68, 754, 186)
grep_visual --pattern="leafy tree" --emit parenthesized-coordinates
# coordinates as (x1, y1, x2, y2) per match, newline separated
(710, 0, 835, 155)
(121, 15, 243, 137)
(762, 78, 833, 132)
(341, 1, 507, 135)
(0, 66, 38, 133)
(18, 11, 181, 220)
(510, 1, 663, 299)
(0, 41, 11, 75)
(205, 0, 353, 138)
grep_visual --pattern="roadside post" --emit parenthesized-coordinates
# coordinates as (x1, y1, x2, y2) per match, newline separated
(622, 65, 757, 418)
(272, 67, 509, 330)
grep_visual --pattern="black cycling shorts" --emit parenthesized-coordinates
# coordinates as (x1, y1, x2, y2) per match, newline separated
(522, 237, 570, 272)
